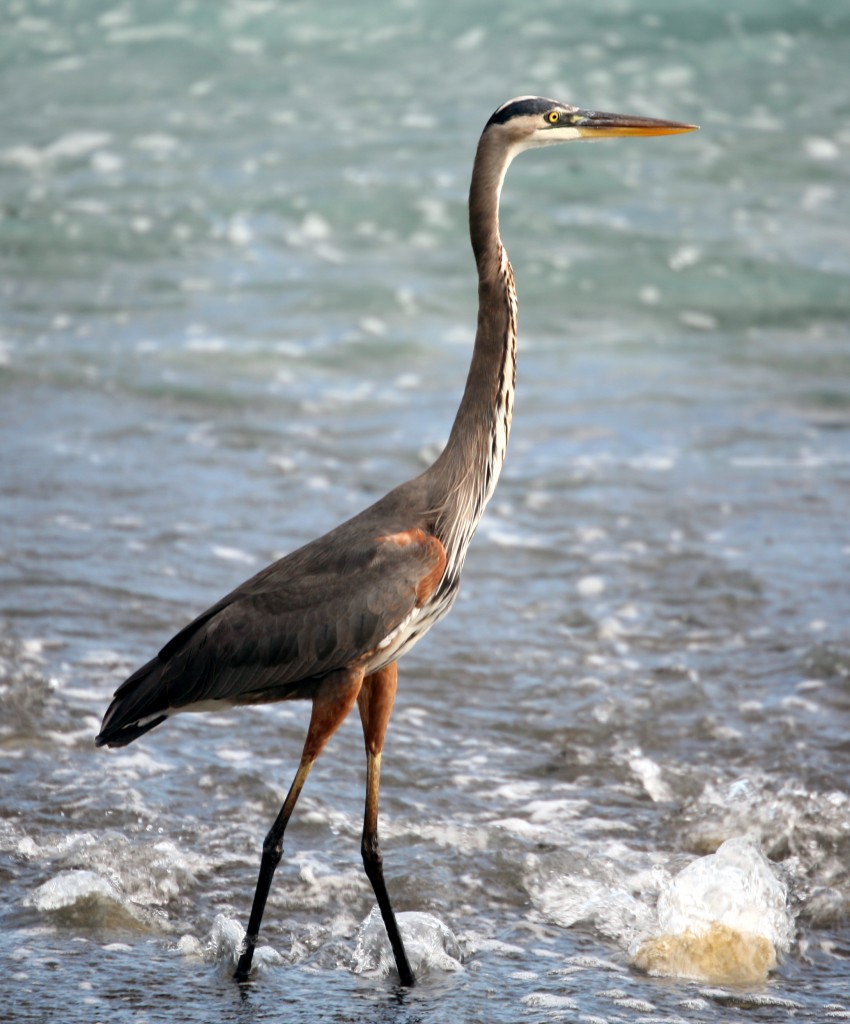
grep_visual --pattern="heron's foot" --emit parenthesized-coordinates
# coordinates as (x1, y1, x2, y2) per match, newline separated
(395, 960, 415, 988)
(233, 938, 257, 984)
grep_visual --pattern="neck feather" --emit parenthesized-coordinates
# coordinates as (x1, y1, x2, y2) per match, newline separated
(426, 129, 521, 568)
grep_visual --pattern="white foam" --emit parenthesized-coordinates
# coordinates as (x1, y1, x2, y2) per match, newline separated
(453, 27, 486, 52)
(804, 136, 839, 161)
(631, 836, 794, 983)
(352, 907, 462, 978)
(186, 336, 227, 353)
(657, 836, 791, 945)
(628, 752, 674, 803)
(29, 870, 118, 912)
(215, 747, 252, 762)
(132, 133, 181, 158)
(207, 913, 282, 972)
(0, 145, 41, 169)
(668, 244, 702, 271)
(177, 915, 282, 974)
(577, 574, 606, 597)
(679, 310, 718, 331)
(523, 993, 579, 1011)
(106, 23, 192, 44)
(291, 212, 331, 243)
(227, 215, 254, 247)
(46, 131, 112, 161)
(536, 872, 655, 946)
(483, 525, 545, 549)
(91, 150, 123, 174)
(211, 545, 257, 565)
(26, 869, 148, 929)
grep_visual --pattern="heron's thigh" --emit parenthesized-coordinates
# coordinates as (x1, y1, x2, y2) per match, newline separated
(302, 667, 364, 762)
(358, 663, 399, 756)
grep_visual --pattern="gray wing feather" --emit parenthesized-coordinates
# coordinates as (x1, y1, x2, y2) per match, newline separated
(98, 524, 444, 743)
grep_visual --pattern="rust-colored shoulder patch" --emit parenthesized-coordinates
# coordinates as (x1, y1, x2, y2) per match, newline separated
(376, 528, 447, 606)
(376, 528, 428, 549)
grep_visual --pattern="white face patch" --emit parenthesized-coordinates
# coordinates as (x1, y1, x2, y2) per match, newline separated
(533, 125, 583, 146)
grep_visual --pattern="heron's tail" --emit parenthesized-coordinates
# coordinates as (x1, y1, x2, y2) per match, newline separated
(95, 655, 170, 748)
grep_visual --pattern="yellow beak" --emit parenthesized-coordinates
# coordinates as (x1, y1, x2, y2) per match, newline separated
(575, 110, 698, 138)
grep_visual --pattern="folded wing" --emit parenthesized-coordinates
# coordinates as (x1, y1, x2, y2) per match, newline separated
(96, 527, 446, 747)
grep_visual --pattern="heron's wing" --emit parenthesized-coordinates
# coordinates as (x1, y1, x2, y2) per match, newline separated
(108, 528, 446, 722)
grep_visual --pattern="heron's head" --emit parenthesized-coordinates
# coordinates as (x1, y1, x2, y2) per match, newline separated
(485, 96, 697, 151)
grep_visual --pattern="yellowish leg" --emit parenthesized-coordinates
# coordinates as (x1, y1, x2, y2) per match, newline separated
(358, 663, 414, 986)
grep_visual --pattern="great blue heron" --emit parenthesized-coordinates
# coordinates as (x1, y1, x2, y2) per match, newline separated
(97, 97, 696, 986)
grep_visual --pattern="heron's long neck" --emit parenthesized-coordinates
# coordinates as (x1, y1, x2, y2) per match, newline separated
(428, 131, 518, 567)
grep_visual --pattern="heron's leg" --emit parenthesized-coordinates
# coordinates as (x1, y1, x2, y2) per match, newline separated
(357, 663, 414, 987)
(234, 667, 364, 983)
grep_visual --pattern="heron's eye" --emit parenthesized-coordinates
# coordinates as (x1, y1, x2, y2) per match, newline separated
(547, 111, 561, 124)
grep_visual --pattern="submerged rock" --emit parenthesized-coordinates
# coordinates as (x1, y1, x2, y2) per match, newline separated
(633, 920, 776, 984)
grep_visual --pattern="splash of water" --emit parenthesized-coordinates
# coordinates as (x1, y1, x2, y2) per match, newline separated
(631, 836, 793, 984)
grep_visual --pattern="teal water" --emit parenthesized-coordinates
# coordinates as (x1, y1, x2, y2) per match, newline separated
(2, 1, 849, 1022)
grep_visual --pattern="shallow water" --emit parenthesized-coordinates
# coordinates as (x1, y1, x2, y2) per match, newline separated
(2, 1, 850, 1022)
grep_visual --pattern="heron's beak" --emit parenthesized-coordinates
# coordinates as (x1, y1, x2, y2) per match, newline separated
(575, 110, 698, 138)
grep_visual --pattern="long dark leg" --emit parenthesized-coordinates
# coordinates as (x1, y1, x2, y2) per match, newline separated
(234, 667, 364, 983)
(357, 663, 414, 987)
